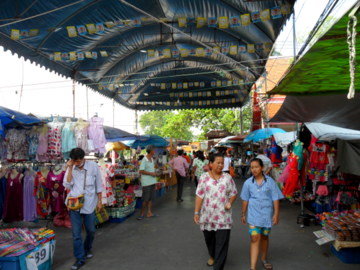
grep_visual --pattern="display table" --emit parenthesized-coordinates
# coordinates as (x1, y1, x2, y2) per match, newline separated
(333, 240, 360, 251)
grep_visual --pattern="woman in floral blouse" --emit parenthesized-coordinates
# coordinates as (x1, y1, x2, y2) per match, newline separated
(194, 153, 238, 270)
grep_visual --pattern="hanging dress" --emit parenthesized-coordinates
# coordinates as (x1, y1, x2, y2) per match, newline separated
(37, 124, 49, 162)
(46, 169, 65, 213)
(88, 116, 107, 153)
(23, 170, 37, 221)
(61, 121, 76, 160)
(34, 171, 50, 218)
(47, 122, 64, 160)
(3, 173, 23, 222)
(5, 129, 28, 162)
(27, 127, 40, 161)
(74, 121, 89, 153)
(282, 153, 299, 197)
(0, 176, 7, 219)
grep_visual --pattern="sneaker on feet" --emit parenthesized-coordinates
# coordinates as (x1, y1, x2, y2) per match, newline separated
(71, 260, 85, 270)
(85, 252, 93, 259)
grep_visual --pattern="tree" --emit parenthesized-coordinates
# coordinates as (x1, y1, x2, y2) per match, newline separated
(139, 105, 252, 141)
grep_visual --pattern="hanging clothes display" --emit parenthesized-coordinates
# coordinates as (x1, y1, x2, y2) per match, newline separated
(88, 116, 107, 154)
(27, 126, 40, 161)
(34, 169, 50, 218)
(282, 153, 299, 197)
(74, 119, 89, 153)
(37, 124, 49, 162)
(46, 168, 66, 213)
(0, 175, 6, 219)
(5, 129, 28, 162)
(99, 164, 116, 206)
(23, 169, 37, 222)
(47, 120, 64, 160)
(3, 171, 23, 222)
(61, 119, 76, 159)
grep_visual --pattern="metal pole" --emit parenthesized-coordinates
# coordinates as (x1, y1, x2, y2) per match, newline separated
(135, 109, 139, 134)
(112, 98, 115, 128)
(86, 86, 89, 120)
(292, 8, 297, 61)
(72, 80, 75, 118)
(240, 107, 244, 135)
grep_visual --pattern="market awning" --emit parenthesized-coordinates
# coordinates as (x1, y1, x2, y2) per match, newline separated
(103, 126, 137, 142)
(0, 106, 43, 136)
(270, 2, 360, 96)
(0, 0, 295, 110)
(123, 134, 169, 149)
(270, 94, 360, 130)
(305, 123, 360, 141)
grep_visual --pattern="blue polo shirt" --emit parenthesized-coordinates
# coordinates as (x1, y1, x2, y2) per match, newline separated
(240, 175, 284, 228)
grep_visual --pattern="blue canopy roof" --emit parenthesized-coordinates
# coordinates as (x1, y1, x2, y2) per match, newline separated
(123, 134, 169, 149)
(103, 126, 137, 142)
(0, 106, 43, 136)
(0, 0, 295, 110)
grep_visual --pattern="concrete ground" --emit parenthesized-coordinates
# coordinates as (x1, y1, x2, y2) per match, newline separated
(51, 179, 359, 270)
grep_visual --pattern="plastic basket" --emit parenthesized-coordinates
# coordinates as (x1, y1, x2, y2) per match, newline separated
(106, 201, 136, 219)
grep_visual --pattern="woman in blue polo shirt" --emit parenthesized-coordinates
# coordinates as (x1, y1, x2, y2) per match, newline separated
(240, 158, 284, 270)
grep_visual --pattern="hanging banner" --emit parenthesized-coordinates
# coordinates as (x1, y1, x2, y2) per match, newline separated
(213, 46, 221, 54)
(132, 19, 142, 27)
(178, 17, 187, 27)
(196, 47, 205, 57)
(252, 91, 262, 132)
(208, 17, 218, 28)
(281, 4, 292, 15)
(105, 21, 115, 28)
(216, 80, 222, 87)
(180, 48, 189, 57)
(69, 52, 77, 61)
(188, 17, 196, 26)
(160, 83, 166, 90)
(147, 49, 155, 57)
(229, 45, 237, 55)
(66, 26, 77, 37)
(77, 52, 84, 60)
(221, 46, 229, 55)
(172, 82, 177, 89)
(251, 12, 261, 23)
(96, 23, 105, 34)
(218, 16, 229, 29)
(247, 44, 255, 53)
(86, 24, 97, 34)
(271, 6, 282, 19)
(189, 48, 196, 56)
(264, 42, 272, 52)
(183, 82, 188, 89)
(77, 25, 87, 36)
(10, 29, 20, 40)
(238, 45, 247, 54)
(163, 48, 171, 58)
(196, 17, 206, 28)
(200, 82, 205, 88)
(100, 51, 108, 57)
(241, 14, 251, 26)
(230, 16, 241, 27)
(211, 81, 216, 87)
(205, 48, 213, 56)
(54, 52, 61, 61)
(260, 9, 270, 21)
(172, 49, 180, 58)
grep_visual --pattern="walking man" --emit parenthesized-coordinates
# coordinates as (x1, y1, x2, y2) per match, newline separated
(64, 148, 103, 270)
(137, 145, 158, 220)
(169, 149, 189, 202)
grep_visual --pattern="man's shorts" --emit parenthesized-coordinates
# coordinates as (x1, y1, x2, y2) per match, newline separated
(142, 184, 156, 202)
(248, 224, 271, 236)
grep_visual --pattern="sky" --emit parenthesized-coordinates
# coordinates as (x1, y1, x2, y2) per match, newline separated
(0, 0, 356, 134)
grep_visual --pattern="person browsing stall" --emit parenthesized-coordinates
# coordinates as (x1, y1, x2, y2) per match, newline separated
(169, 149, 189, 202)
(137, 145, 159, 220)
(194, 153, 237, 270)
(63, 148, 103, 270)
(240, 158, 284, 270)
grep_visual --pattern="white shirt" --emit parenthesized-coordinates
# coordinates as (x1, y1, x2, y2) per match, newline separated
(256, 154, 273, 174)
(223, 156, 231, 171)
(63, 160, 103, 214)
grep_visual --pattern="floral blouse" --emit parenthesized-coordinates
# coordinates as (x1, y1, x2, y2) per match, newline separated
(196, 172, 238, 231)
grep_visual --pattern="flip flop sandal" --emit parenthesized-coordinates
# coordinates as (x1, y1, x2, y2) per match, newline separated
(146, 214, 159, 218)
(136, 216, 145, 220)
(262, 260, 273, 270)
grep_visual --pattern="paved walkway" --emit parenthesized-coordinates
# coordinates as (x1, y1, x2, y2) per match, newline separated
(52, 180, 359, 270)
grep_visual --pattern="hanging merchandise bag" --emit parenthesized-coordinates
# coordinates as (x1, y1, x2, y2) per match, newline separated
(66, 171, 86, 210)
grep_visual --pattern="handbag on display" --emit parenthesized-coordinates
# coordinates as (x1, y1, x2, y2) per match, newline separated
(66, 170, 87, 210)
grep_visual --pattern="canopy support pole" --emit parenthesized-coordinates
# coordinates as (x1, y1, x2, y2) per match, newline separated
(135, 109, 139, 135)
(292, 8, 297, 61)
(112, 98, 115, 128)
(86, 86, 89, 120)
(240, 107, 244, 135)
(72, 79, 75, 118)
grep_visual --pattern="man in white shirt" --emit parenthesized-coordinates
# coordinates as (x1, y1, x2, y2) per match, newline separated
(256, 148, 273, 175)
(222, 153, 232, 174)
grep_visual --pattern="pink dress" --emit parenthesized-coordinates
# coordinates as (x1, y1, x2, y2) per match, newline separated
(47, 122, 64, 160)
(88, 117, 106, 153)
(46, 170, 65, 213)
(37, 125, 49, 162)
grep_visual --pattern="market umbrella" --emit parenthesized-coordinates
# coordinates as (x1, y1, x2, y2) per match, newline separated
(105, 142, 130, 152)
(123, 135, 169, 149)
(0, 106, 43, 136)
(217, 135, 246, 146)
(244, 128, 286, 143)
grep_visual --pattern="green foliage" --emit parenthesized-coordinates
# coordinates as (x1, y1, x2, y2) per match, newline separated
(139, 105, 252, 141)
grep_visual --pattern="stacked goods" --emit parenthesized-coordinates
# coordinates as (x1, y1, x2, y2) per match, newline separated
(323, 211, 360, 241)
